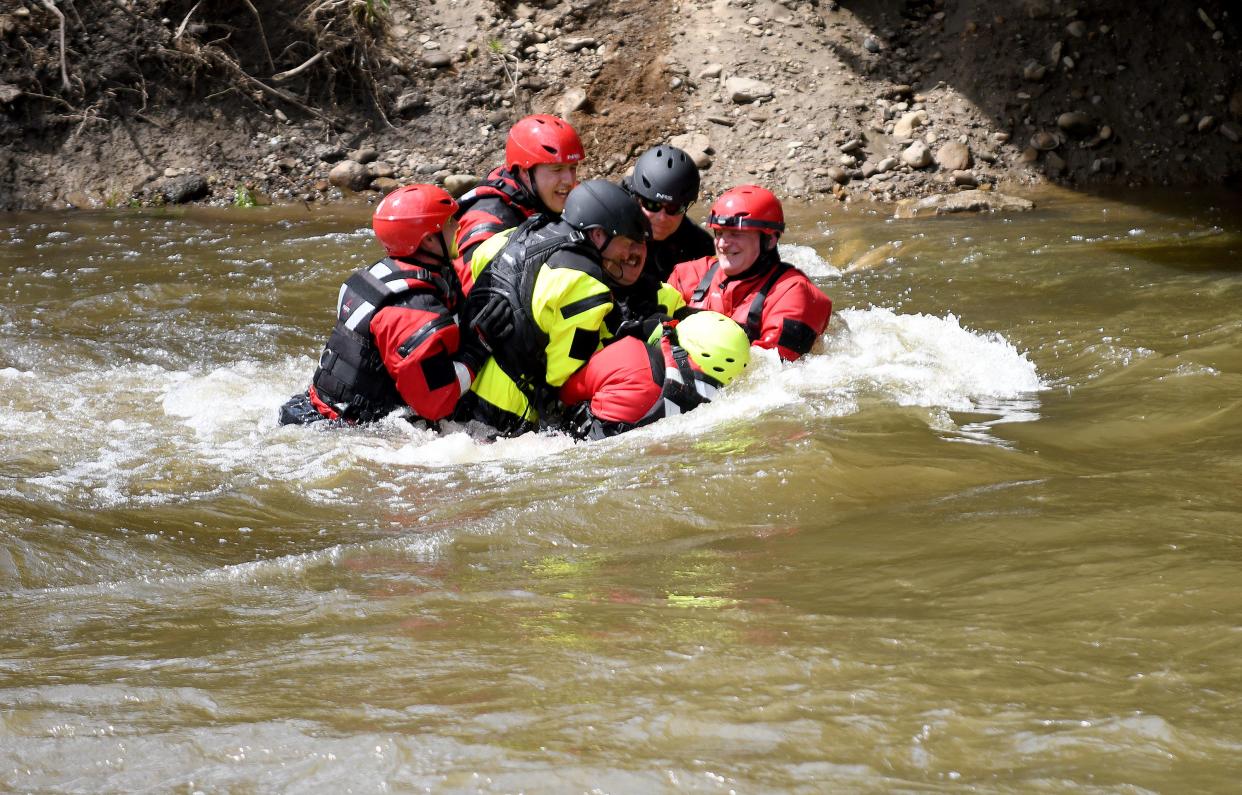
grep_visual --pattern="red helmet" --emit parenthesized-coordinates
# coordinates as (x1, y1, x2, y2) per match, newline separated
(707, 184, 785, 236)
(504, 114, 585, 171)
(372, 184, 458, 258)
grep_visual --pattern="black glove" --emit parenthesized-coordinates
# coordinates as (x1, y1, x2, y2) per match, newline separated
(564, 402, 597, 441)
(456, 334, 489, 377)
(612, 313, 668, 343)
(469, 291, 515, 349)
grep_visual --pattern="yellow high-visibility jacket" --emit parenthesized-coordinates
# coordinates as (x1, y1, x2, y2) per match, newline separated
(464, 220, 616, 432)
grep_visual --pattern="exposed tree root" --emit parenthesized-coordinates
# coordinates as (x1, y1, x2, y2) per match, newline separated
(166, 37, 339, 129)
(272, 50, 327, 82)
(7, 0, 397, 139)
(39, 0, 71, 93)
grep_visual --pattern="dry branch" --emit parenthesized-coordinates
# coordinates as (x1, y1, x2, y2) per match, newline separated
(489, 46, 527, 115)
(174, 1, 201, 41)
(40, 0, 71, 92)
(20, 90, 77, 111)
(167, 39, 338, 128)
(240, 0, 276, 73)
(272, 50, 327, 82)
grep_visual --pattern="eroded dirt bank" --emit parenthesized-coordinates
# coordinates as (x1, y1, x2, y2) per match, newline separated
(1, 0, 1239, 211)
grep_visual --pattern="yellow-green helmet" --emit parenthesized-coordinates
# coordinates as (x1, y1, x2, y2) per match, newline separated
(674, 311, 751, 385)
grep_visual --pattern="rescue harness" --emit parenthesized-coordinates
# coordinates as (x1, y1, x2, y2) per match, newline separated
(689, 256, 792, 342)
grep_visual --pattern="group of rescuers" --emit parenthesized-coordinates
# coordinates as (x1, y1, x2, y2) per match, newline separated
(279, 114, 833, 440)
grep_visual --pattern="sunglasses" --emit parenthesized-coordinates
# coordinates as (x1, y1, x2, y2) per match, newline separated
(636, 195, 691, 216)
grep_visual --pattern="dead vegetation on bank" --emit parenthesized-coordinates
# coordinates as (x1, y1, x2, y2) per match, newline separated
(0, 0, 405, 140)
(0, 0, 682, 209)
(2, 1, 1239, 211)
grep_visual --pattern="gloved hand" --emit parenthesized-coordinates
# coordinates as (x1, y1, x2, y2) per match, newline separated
(456, 333, 489, 377)
(612, 313, 667, 343)
(469, 291, 515, 349)
(564, 401, 597, 441)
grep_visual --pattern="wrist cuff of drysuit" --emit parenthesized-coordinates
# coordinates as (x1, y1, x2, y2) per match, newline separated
(454, 361, 473, 395)
(456, 345, 487, 378)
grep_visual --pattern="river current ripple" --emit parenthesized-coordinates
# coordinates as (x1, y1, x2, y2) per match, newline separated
(2, 189, 1241, 792)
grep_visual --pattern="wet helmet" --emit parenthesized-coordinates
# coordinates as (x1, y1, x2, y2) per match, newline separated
(373, 184, 458, 258)
(674, 311, 751, 386)
(505, 114, 585, 171)
(707, 184, 785, 236)
(625, 145, 701, 208)
(562, 180, 652, 242)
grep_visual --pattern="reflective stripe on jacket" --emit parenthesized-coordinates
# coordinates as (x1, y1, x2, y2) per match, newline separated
(304, 257, 467, 424)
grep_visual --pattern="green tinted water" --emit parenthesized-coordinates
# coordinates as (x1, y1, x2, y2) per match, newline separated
(2, 188, 1241, 792)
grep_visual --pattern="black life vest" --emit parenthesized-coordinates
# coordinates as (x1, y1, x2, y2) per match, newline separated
(462, 216, 605, 426)
(690, 256, 792, 342)
(456, 168, 537, 215)
(311, 258, 456, 423)
(648, 216, 714, 282)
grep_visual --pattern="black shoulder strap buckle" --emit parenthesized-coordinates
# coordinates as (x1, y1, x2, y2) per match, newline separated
(691, 261, 720, 303)
(525, 226, 589, 265)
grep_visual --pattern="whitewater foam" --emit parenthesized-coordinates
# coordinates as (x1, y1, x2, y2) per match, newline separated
(1, 237, 1044, 509)
(781, 243, 843, 280)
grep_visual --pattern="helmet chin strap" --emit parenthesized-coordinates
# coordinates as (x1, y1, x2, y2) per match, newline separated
(515, 167, 550, 215)
(438, 231, 465, 301)
(406, 231, 464, 301)
(594, 230, 625, 285)
(408, 232, 455, 272)
(602, 256, 624, 283)
(437, 232, 455, 271)
(585, 227, 615, 257)
(757, 234, 781, 265)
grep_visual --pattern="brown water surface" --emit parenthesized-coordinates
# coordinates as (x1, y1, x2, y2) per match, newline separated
(2, 188, 1241, 792)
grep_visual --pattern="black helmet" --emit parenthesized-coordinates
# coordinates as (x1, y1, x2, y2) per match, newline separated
(624, 145, 701, 207)
(562, 180, 651, 242)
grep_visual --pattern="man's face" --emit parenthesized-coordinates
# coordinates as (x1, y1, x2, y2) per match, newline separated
(715, 228, 764, 276)
(636, 198, 687, 242)
(599, 234, 648, 287)
(418, 217, 458, 259)
(530, 163, 579, 213)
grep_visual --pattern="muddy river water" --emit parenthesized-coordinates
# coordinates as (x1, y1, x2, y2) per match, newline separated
(2, 187, 1241, 792)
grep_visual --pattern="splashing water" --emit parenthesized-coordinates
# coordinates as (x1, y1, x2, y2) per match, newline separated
(2, 239, 1043, 518)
